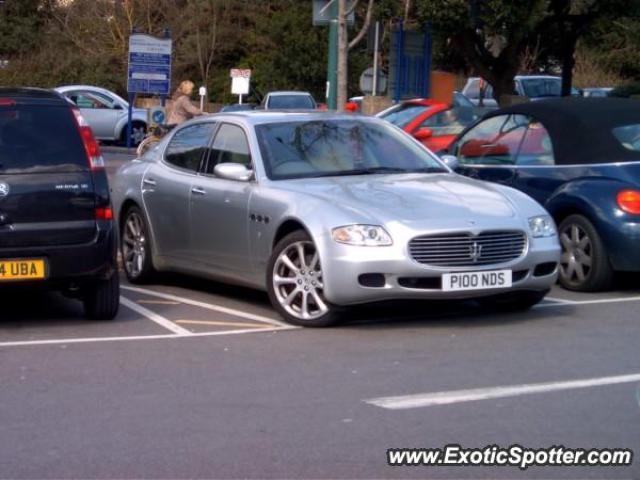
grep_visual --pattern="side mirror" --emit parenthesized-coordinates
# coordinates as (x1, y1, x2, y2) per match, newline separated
(214, 163, 253, 182)
(414, 128, 433, 140)
(113, 103, 124, 110)
(440, 154, 459, 170)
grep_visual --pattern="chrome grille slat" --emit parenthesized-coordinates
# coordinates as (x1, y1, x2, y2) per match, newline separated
(408, 230, 527, 267)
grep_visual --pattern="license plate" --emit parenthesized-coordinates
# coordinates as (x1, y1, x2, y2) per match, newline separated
(0, 259, 46, 281)
(442, 269, 512, 292)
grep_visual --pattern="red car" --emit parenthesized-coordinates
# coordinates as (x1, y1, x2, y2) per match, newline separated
(377, 95, 477, 153)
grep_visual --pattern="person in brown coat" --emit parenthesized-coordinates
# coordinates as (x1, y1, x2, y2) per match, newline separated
(166, 80, 204, 125)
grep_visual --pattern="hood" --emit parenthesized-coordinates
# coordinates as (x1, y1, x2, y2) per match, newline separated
(277, 173, 518, 224)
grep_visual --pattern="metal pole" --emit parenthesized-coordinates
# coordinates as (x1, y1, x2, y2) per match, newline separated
(372, 21, 380, 96)
(239, 94, 243, 105)
(126, 93, 134, 150)
(326, 0, 338, 110)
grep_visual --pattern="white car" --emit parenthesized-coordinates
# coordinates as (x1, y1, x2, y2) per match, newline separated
(259, 91, 317, 110)
(462, 76, 581, 107)
(55, 85, 148, 145)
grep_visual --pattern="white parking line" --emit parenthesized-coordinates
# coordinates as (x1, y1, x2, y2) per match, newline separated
(365, 372, 640, 410)
(120, 296, 191, 335)
(364, 373, 640, 410)
(121, 285, 289, 327)
(536, 295, 640, 308)
(0, 326, 298, 348)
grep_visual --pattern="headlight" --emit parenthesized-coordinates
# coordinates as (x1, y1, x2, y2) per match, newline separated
(528, 215, 556, 238)
(331, 225, 393, 246)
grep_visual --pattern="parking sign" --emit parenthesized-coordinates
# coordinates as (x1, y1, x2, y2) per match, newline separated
(127, 34, 172, 95)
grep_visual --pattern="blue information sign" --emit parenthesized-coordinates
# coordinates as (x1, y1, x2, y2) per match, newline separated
(127, 34, 172, 95)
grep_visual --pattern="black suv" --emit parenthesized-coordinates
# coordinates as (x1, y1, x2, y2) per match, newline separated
(0, 88, 119, 319)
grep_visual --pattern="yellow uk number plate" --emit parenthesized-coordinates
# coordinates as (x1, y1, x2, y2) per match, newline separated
(0, 259, 46, 281)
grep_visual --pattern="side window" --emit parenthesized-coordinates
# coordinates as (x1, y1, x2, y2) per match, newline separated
(418, 107, 476, 136)
(69, 91, 111, 110)
(206, 123, 251, 174)
(455, 114, 528, 165)
(516, 119, 555, 165)
(165, 123, 216, 172)
(465, 80, 479, 99)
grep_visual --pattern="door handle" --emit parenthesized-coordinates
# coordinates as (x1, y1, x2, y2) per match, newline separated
(143, 178, 157, 187)
(191, 186, 206, 195)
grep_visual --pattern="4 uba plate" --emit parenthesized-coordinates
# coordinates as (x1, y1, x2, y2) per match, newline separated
(0, 259, 46, 281)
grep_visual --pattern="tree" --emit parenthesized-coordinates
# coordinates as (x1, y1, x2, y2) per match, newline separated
(0, 0, 53, 58)
(336, 0, 375, 110)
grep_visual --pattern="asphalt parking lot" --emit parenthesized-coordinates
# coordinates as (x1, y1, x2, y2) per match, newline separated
(0, 150, 638, 478)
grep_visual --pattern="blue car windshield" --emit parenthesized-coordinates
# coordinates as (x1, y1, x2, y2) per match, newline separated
(256, 119, 448, 180)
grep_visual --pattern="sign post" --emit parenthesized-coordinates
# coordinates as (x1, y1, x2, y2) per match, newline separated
(230, 69, 251, 104)
(127, 32, 172, 148)
(199, 86, 207, 111)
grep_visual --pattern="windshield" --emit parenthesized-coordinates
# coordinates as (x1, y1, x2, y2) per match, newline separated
(378, 104, 431, 128)
(268, 95, 316, 109)
(256, 119, 448, 180)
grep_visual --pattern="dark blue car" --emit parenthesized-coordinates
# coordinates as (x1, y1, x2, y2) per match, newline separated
(447, 98, 640, 292)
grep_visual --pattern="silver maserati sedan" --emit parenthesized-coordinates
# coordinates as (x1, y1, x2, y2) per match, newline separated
(112, 112, 560, 327)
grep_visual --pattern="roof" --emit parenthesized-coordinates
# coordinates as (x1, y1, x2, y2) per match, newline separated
(207, 110, 375, 126)
(480, 97, 640, 164)
(266, 91, 314, 97)
(0, 87, 68, 105)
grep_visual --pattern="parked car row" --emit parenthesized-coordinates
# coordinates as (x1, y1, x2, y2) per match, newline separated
(2, 86, 637, 327)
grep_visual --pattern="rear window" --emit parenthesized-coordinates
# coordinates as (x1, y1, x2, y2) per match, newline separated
(612, 124, 640, 152)
(0, 104, 87, 174)
(268, 95, 316, 109)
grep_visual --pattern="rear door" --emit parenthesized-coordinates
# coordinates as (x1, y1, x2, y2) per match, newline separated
(0, 100, 96, 249)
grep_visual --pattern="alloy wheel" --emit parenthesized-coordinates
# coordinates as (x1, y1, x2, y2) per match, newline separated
(559, 223, 592, 286)
(272, 241, 328, 321)
(122, 211, 147, 278)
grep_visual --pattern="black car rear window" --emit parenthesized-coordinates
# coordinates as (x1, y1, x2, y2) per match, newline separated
(0, 104, 88, 174)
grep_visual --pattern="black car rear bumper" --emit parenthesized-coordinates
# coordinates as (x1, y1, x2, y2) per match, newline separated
(0, 220, 117, 288)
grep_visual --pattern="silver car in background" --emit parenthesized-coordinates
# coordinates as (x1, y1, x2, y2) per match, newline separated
(55, 85, 148, 145)
(112, 112, 560, 327)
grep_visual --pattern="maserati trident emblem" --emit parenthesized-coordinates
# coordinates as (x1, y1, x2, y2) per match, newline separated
(0, 182, 9, 199)
(469, 241, 482, 262)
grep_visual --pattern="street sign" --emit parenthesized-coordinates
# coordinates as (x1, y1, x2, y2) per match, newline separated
(312, 0, 354, 26)
(127, 34, 172, 95)
(230, 69, 251, 97)
(359, 67, 387, 95)
(148, 106, 166, 126)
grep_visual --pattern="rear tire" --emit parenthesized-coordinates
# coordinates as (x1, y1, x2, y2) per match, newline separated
(267, 230, 340, 327)
(121, 206, 156, 283)
(83, 273, 120, 320)
(558, 214, 613, 291)
(120, 121, 147, 147)
(477, 290, 548, 312)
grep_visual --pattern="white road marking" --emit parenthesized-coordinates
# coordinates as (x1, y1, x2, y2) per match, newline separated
(536, 295, 640, 308)
(121, 285, 289, 327)
(175, 319, 272, 328)
(0, 326, 298, 348)
(136, 300, 181, 305)
(544, 296, 576, 304)
(120, 296, 191, 335)
(365, 373, 640, 410)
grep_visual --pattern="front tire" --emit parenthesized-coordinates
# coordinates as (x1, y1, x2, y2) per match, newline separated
(558, 214, 613, 291)
(83, 273, 120, 320)
(267, 231, 340, 327)
(121, 206, 156, 283)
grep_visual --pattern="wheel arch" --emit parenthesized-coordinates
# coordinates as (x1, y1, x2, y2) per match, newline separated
(272, 219, 313, 249)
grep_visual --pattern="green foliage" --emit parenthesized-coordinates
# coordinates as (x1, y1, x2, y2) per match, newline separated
(610, 81, 640, 98)
(0, 0, 52, 57)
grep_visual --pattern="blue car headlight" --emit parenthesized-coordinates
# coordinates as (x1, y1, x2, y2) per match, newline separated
(529, 215, 556, 238)
(332, 225, 393, 246)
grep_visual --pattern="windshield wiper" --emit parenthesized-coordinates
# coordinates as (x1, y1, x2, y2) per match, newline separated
(327, 167, 411, 176)
(409, 166, 448, 173)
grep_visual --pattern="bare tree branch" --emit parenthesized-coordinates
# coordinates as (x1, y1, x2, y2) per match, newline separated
(348, 0, 374, 50)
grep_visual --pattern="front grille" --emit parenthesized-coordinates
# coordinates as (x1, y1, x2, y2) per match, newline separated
(409, 230, 527, 267)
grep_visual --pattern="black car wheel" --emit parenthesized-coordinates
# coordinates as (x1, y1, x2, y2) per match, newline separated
(558, 214, 613, 291)
(121, 206, 155, 283)
(83, 273, 120, 320)
(120, 121, 147, 146)
(267, 230, 340, 327)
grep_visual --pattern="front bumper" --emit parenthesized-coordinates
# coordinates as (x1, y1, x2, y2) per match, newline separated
(320, 234, 560, 306)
